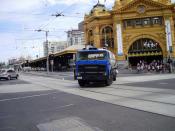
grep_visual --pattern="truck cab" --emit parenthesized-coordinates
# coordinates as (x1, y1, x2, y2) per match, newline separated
(74, 47, 117, 87)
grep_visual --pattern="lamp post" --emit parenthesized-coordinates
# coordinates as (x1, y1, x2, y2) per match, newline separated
(35, 29, 49, 74)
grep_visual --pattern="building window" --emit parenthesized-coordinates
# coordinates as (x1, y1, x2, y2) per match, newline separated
(88, 30, 93, 36)
(88, 30, 94, 45)
(124, 16, 163, 28)
(101, 26, 114, 48)
(143, 18, 150, 25)
(75, 37, 78, 44)
(152, 17, 162, 25)
(135, 19, 142, 26)
(126, 20, 132, 26)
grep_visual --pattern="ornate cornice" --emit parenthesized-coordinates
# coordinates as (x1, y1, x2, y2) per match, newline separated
(113, 0, 174, 14)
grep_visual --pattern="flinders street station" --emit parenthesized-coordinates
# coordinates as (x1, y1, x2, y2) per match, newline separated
(84, 0, 175, 66)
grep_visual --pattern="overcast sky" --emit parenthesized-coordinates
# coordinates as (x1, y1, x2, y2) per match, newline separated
(0, 0, 174, 62)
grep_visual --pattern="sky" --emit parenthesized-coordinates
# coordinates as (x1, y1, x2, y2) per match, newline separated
(0, 0, 175, 63)
(0, 0, 115, 62)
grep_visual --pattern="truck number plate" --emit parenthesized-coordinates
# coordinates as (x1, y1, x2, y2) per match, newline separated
(77, 76, 82, 80)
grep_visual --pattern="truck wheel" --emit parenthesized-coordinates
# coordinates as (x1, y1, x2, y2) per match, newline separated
(78, 80, 85, 87)
(113, 73, 116, 81)
(106, 71, 113, 86)
(112, 69, 117, 81)
(105, 78, 112, 86)
(113, 76, 116, 81)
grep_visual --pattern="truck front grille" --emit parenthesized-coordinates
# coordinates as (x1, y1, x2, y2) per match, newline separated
(78, 65, 106, 75)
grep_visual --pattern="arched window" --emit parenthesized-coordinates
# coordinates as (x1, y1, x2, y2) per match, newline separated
(101, 26, 114, 48)
(87, 30, 94, 46)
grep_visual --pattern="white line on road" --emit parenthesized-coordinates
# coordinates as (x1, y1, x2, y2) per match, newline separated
(159, 82, 168, 85)
(0, 127, 16, 130)
(0, 92, 59, 102)
(0, 115, 14, 119)
(39, 104, 74, 112)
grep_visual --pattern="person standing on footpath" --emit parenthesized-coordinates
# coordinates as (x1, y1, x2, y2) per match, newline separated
(167, 57, 173, 73)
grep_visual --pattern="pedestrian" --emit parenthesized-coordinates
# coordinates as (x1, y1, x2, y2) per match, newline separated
(167, 58, 173, 73)
(137, 63, 140, 73)
(147, 64, 151, 72)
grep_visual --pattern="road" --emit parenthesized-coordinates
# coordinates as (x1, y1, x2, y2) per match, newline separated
(0, 73, 175, 131)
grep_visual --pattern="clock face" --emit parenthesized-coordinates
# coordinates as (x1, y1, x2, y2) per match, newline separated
(137, 5, 145, 13)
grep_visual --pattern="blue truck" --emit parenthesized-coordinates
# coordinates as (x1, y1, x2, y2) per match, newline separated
(74, 47, 117, 87)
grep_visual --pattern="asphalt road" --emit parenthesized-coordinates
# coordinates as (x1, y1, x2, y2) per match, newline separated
(121, 78, 175, 90)
(0, 74, 175, 131)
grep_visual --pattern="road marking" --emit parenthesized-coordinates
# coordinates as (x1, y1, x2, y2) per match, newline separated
(159, 82, 168, 85)
(0, 92, 59, 102)
(0, 115, 14, 119)
(0, 127, 16, 130)
(39, 104, 74, 112)
(37, 117, 103, 131)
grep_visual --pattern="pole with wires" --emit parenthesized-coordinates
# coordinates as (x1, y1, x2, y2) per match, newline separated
(35, 29, 50, 74)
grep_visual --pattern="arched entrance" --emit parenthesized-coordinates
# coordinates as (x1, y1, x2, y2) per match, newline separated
(128, 38, 163, 66)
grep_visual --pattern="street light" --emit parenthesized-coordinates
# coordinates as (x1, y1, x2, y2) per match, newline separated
(35, 29, 50, 74)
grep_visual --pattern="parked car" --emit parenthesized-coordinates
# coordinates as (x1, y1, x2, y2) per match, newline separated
(0, 69, 19, 80)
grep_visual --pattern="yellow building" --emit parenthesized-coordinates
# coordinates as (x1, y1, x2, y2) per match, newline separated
(84, 0, 175, 66)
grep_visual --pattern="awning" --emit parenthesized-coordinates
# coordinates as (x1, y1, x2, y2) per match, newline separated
(28, 45, 85, 63)
(54, 45, 85, 57)
(29, 56, 47, 63)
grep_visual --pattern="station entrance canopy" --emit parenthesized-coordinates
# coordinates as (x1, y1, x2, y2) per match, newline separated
(27, 45, 85, 71)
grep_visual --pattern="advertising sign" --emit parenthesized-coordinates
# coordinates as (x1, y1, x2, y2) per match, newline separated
(165, 19, 173, 52)
(116, 24, 123, 56)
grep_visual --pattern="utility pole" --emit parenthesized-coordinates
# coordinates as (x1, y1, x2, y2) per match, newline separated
(35, 29, 50, 74)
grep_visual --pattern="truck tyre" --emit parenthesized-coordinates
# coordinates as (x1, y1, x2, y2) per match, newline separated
(113, 76, 116, 81)
(113, 72, 116, 81)
(78, 80, 85, 87)
(112, 69, 117, 81)
(73, 69, 76, 80)
(105, 78, 112, 86)
(106, 70, 114, 86)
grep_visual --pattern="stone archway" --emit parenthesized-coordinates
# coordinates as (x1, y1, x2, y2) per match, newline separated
(128, 38, 163, 66)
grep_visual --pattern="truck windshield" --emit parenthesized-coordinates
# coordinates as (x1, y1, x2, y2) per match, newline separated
(77, 51, 107, 60)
